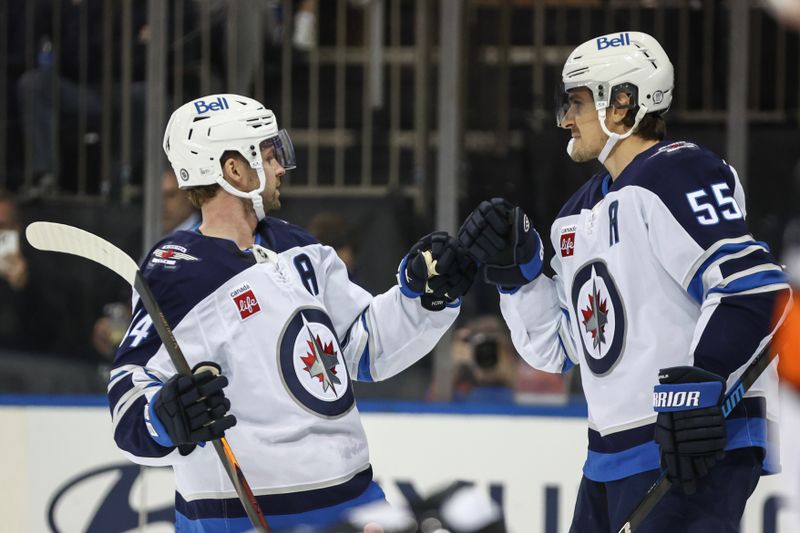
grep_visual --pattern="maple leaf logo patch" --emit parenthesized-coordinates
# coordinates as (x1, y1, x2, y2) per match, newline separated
(580, 278, 609, 350)
(300, 330, 341, 395)
(278, 309, 354, 416)
(570, 260, 626, 376)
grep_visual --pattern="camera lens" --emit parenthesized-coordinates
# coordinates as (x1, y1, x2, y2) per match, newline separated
(473, 338, 499, 370)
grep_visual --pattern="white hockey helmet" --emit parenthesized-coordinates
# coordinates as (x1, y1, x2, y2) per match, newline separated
(557, 31, 674, 163)
(163, 94, 296, 220)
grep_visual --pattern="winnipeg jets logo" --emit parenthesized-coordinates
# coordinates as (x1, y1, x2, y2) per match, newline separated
(278, 308, 355, 417)
(150, 244, 199, 267)
(649, 141, 698, 159)
(301, 316, 341, 396)
(580, 278, 608, 350)
(571, 261, 627, 376)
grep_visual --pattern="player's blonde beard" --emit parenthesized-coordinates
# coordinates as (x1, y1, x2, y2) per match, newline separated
(263, 189, 280, 212)
(566, 137, 600, 163)
(566, 106, 647, 164)
(238, 188, 279, 221)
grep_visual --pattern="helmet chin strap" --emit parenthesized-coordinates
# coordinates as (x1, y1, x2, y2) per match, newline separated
(566, 137, 576, 158)
(216, 163, 268, 221)
(595, 105, 648, 164)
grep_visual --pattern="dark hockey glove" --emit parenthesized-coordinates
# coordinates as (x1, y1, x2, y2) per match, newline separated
(148, 362, 237, 456)
(399, 231, 477, 311)
(458, 198, 544, 288)
(653, 366, 727, 495)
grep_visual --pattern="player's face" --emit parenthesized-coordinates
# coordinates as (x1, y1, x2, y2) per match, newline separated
(259, 143, 285, 212)
(559, 88, 605, 162)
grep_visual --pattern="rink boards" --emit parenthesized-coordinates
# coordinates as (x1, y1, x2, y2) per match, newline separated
(0, 397, 794, 533)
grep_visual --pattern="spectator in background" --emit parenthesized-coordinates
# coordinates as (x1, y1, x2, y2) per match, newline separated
(91, 169, 200, 358)
(16, 0, 150, 196)
(0, 190, 63, 353)
(307, 212, 361, 284)
(445, 315, 566, 404)
(160, 168, 202, 235)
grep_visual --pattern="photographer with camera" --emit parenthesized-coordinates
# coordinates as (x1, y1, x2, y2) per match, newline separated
(0, 190, 65, 358)
(445, 315, 568, 404)
(451, 316, 515, 403)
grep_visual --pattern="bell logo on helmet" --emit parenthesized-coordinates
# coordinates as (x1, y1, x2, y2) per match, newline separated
(596, 33, 631, 50)
(179, 169, 190, 181)
(193, 96, 230, 114)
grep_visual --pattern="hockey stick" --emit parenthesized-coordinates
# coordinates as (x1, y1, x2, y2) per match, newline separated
(26, 222, 271, 533)
(616, 340, 778, 533)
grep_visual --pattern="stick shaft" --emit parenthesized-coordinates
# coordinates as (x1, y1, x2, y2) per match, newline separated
(133, 274, 271, 532)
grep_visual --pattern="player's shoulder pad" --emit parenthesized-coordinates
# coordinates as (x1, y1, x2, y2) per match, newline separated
(261, 217, 320, 253)
(621, 140, 737, 200)
(139, 229, 252, 313)
(119, 229, 252, 363)
(619, 140, 748, 248)
(557, 172, 607, 219)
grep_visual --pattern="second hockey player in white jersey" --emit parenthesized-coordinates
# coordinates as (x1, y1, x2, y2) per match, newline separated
(107, 94, 476, 532)
(459, 32, 791, 532)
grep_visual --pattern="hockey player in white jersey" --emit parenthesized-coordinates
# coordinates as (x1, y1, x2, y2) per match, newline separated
(107, 94, 476, 532)
(458, 32, 791, 532)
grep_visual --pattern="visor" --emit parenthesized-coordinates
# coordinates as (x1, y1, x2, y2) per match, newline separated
(555, 82, 570, 126)
(259, 129, 297, 170)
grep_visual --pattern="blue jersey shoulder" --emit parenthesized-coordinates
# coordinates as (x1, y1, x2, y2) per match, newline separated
(261, 217, 319, 253)
(115, 230, 256, 366)
(613, 140, 749, 249)
(616, 141, 738, 200)
(557, 173, 608, 219)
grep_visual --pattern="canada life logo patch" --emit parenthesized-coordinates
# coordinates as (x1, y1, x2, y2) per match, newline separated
(560, 225, 576, 257)
(230, 282, 261, 320)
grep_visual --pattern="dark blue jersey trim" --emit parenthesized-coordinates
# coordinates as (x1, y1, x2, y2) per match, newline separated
(687, 241, 760, 303)
(557, 173, 607, 219)
(601, 173, 611, 197)
(176, 466, 374, 518)
(719, 249, 774, 279)
(175, 482, 385, 532)
(356, 312, 374, 382)
(587, 397, 766, 454)
(113, 394, 174, 458)
(583, 408, 773, 481)
(260, 218, 318, 252)
(694, 291, 782, 378)
(612, 141, 751, 250)
(588, 424, 656, 454)
(107, 374, 135, 413)
(397, 255, 420, 299)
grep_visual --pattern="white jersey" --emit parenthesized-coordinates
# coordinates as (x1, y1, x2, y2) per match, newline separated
(107, 218, 458, 526)
(501, 141, 789, 481)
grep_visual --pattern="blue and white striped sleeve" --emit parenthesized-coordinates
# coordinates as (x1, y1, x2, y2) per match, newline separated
(642, 157, 790, 377)
(314, 244, 459, 382)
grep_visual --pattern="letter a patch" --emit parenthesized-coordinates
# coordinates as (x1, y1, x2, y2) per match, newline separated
(230, 282, 261, 320)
